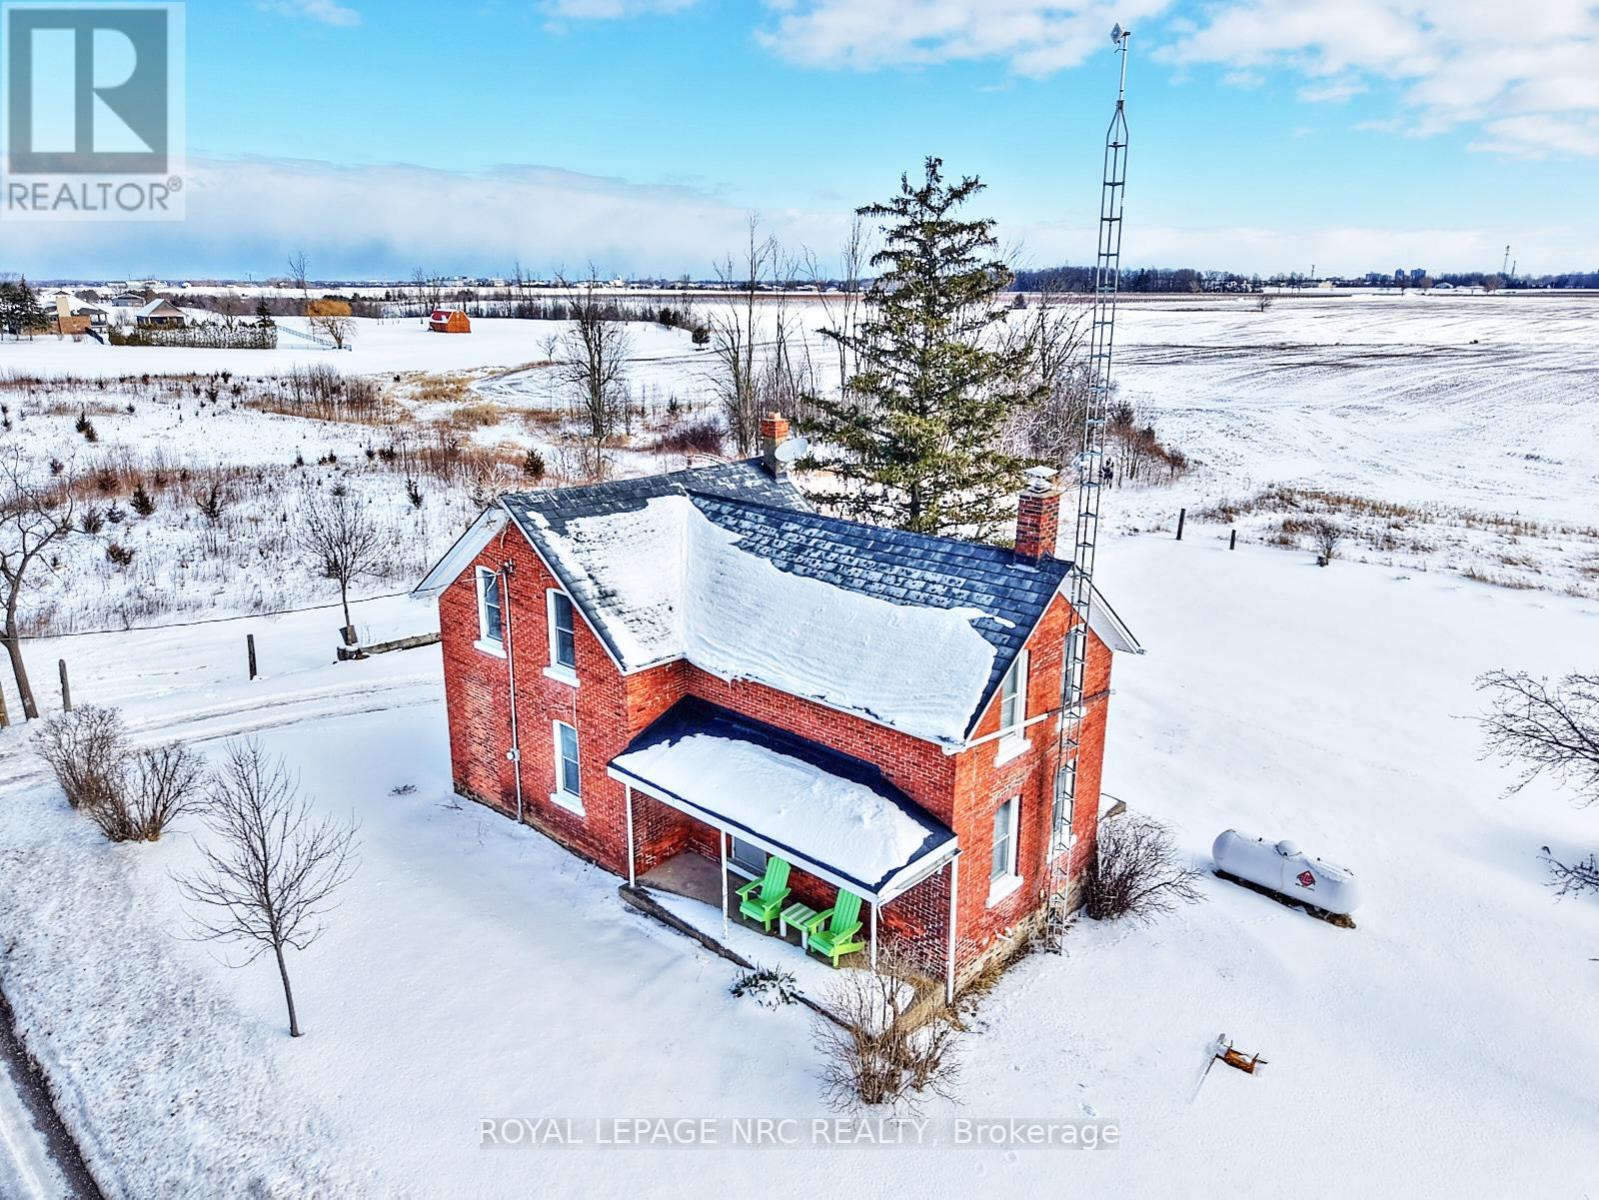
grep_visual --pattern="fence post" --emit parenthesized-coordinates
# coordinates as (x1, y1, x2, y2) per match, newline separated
(1229, 528, 1237, 551)
(247, 634, 258, 681)
(1176, 508, 1186, 541)
(58, 659, 71, 712)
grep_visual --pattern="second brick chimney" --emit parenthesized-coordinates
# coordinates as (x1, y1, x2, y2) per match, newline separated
(760, 412, 792, 477)
(1014, 466, 1061, 562)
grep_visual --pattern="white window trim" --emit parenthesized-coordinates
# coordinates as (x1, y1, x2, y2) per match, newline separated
(995, 649, 1030, 762)
(988, 796, 1023, 906)
(550, 720, 584, 815)
(545, 588, 578, 684)
(474, 567, 505, 657)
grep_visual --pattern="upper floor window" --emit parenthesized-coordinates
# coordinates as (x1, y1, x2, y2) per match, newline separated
(997, 648, 1029, 745)
(475, 567, 504, 652)
(548, 589, 577, 675)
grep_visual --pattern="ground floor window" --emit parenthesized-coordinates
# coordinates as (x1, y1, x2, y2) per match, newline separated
(989, 796, 1021, 904)
(552, 721, 582, 813)
(728, 835, 768, 876)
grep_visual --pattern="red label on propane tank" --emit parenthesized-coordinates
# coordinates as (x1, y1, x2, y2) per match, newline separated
(1297, 870, 1316, 889)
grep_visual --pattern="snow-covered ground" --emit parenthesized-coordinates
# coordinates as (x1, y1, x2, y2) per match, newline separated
(0, 536, 1595, 1197)
(1, 292, 1596, 1196)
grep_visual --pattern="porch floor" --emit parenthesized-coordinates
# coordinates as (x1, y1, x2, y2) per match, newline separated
(637, 852, 869, 970)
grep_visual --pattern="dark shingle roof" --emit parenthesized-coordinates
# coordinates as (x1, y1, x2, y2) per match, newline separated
(500, 459, 1072, 743)
(502, 459, 807, 540)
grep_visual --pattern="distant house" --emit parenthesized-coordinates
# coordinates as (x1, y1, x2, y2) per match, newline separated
(134, 299, 186, 328)
(429, 308, 471, 334)
(50, 292, 106, 336)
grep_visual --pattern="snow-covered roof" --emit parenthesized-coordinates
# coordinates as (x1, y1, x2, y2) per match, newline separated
(135, 299, 182, 318)
(609, 697, 956, 899)
(414, 460, 1139, 747)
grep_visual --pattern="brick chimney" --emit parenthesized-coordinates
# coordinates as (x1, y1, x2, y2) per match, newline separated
(1015, 466, 1061, 562)
(760, 412, 792, 477)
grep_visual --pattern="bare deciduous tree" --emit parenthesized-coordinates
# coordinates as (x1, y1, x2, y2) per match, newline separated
(1479, 670, 1599, 897)
(813, 215, 871, 402)
(309, 312, 355, 350)
(709, 217, 771, 455)
(299, 486, 382, 641)
(0, 448, 76, 722)
(177, 740, 359, 1037)
(553, 271, 632, 443)
(1478, 670, 1599, 805)
(1085, 813, 1205, 923)
(1005, 287, 1093, 471)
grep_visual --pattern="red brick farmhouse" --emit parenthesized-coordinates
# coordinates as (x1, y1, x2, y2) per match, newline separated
(413, 419, 1141, 998)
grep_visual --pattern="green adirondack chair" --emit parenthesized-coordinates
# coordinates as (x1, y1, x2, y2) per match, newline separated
(804, 889, 867, 967)
(735, 857, 791, 930)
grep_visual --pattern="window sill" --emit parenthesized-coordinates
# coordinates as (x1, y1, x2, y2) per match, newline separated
(987, 873, 1023, 908)
(543, 665, 578, 687)
(473, 639, 507, 659)
(549, 791, 585, 817)
(994, 734, 1029, 766)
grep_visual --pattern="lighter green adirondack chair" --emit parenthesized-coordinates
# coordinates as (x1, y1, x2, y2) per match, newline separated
(804, 889, 866, 967)
(735, 857, 791, 930)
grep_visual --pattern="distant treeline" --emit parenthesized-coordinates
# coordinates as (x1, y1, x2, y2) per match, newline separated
(1014, 265, 1599, 292)
(1013, 266, 1257, 293)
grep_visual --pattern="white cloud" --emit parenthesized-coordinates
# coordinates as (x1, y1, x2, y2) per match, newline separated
(261, 0, 362, 27)
(1468, 114, 1599, 159)
(1160, 0, 1599, 156)
(755, 0, 1174, 77)
(19, 155, 1590, 280)
(17, 156, 850, 280)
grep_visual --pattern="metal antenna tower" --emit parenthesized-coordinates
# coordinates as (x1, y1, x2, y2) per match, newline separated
(1053, 25, 1131, 864)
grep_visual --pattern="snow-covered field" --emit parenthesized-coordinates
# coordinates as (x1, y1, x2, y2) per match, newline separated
(0, 539, 1594, 1197)
(1, 292, 1596, 1196)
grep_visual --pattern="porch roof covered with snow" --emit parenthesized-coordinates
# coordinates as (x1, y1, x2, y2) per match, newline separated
(608, 697, 958, 903)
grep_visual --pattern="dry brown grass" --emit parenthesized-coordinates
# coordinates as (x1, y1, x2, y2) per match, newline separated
(406, 373, 474, 405)
(448, 401, 503, 429)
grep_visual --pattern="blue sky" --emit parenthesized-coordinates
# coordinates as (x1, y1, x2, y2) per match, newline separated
(16, 0, 1599, 278)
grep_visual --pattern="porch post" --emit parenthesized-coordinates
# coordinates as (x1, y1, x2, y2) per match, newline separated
(719, 830, 730, 941)
(945, 856, 959, 1006)
(869, 901, 878, 970)
(624, 785, 636, 888)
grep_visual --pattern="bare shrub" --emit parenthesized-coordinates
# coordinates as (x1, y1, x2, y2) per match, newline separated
(650, 417, 725, 457)
(1085, 813, 1205, 924)
(816, 956, 961, 1109)
(33, 705, 127, 811)
(1309, 517, 1343, 565)
(730, 964, 800, 1008)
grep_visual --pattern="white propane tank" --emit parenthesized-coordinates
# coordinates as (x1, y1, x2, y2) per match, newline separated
(1212, 829, 1360, 916)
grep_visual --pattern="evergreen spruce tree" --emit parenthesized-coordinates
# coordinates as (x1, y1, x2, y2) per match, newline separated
(0, 279, 19, 339)
(15, 277, 46, 339)
(808, 157, 1037, 541)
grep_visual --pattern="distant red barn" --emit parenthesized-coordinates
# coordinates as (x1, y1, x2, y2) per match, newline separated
(429, 308, 471, 334)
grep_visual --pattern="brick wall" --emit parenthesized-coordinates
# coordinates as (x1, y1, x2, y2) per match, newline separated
(438, 521, 1117, 987)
